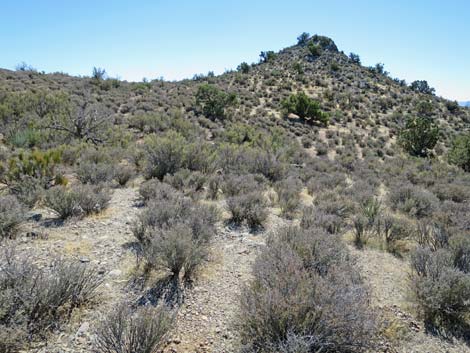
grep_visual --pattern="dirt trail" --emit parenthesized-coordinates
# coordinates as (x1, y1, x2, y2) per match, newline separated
(22, 186, 140, 352)
(163, 227, 265, 353)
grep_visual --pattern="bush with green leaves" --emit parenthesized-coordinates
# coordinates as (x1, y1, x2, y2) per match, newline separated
(307, 41, 321, 57)
(296, 32, 310, 46)
(237, 62, 250, 73)
(95, 304, 173, 353)
(448, 133, 470, 172)
(349, 52, 361, 65)
(0, 195, 25, 239)
(398, 116, 439, 157)
(238, 226, 377, 352)
(259, 51, 277, 63)
(410, 80, 435, 95)
(195, 83, 237, 120)
(143, 131, 187, 180)
(0, 250, 102, 351)
(281, 92, 329, 126)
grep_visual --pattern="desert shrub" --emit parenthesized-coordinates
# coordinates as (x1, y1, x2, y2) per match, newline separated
(74, 184, 111, 215)
(415, 220, 450, 251)
(274, 176, 302, 218)
(281, 92, 329, 126)
(45, 186, 81, 219)
(239, 226, 376, 352)
(301, 207, 343, 234)
(0, 251, 102, 350)
(0, 196, 24, 239)
(410, 246, 470, 326)
(432, 182, 470, 203)
(448, 133, 470, 172)
(139, 179, 176, 205)
(388, 184, 438, 218)
(207, 174, 222, 200)
(164, 169, 207, 197)
(45, 185, 111, 219)
(226, 191, 268, 228)
(95, 304, 173, 353)
(398, 116, 439, 157)
(313, 191, 354, 231)
(378, 214, 413, 254)
(221, 173, 263, 197)
(133, 192, 217, 284)
(306, 172, 347, 195)
(143, 132, 186, 180)
(1, 149, 63, 204)
(76, 161, 116, 185)
(7, 175, 45, 208)
(115, 165, 134, 186)
(143, 223, 208, 281)
(195, 84, 237, 120)
(133, 197, 192, 242)
(450, 234, 470, 274)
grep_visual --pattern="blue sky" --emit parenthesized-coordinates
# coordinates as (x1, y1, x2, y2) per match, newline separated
(1, 0, 469, 100)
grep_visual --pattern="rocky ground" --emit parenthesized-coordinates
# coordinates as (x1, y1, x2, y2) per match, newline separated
(7, 184, 469, 353)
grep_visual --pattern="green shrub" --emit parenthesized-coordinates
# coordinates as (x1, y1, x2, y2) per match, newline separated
(143, 132, 186, 180)
(296, 32, 310, 46)
(307, 41, 321, 57)
(0, 196, 24, 239)
(448, 133, 470, 172)
(195, 84, 237, 120)
(259, 51, 277, 63)
(281, 92, 329, 126)
(398, 116, 439, 157)
(410, 80, 435, 95)
(237, 62, 250, 73)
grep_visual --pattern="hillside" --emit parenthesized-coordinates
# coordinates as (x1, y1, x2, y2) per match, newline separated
(1, 35, 470, 353)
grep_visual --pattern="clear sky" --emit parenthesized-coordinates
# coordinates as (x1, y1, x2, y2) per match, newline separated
(1, 0, 469, 100)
